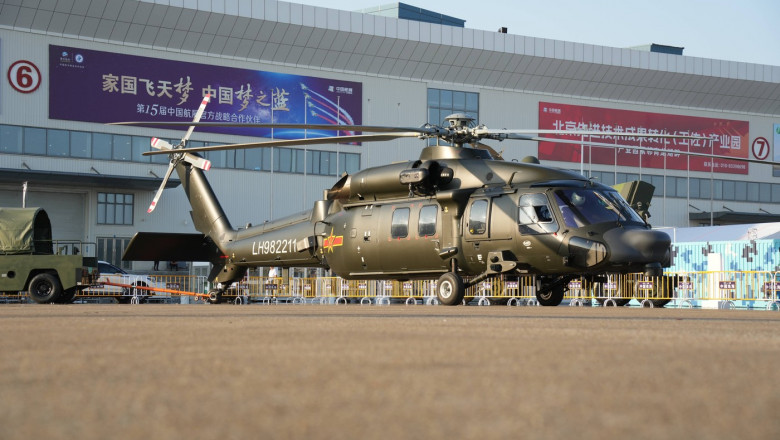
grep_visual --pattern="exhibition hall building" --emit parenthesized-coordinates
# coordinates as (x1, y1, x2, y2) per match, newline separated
(1, 0, 779, 269)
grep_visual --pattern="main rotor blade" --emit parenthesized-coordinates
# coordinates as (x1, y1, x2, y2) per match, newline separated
(142, 132, 423, 156)
(479, 128, 711, 141)
(528, 135, 780, 167)
(148, 162, 176, 213)
(111, 121, 439, 135)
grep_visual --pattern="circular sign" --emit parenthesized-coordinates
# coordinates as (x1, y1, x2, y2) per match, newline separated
(7, 60, 41, 93)
(752, 137, 770, 161)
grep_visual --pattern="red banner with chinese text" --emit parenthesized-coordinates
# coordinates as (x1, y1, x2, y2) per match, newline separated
(538, 102, 749, 175)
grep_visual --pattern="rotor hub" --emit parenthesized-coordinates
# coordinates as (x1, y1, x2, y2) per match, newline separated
(442, 113, 478, 146)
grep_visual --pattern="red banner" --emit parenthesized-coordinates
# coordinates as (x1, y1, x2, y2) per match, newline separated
(538, 102, 749, 175)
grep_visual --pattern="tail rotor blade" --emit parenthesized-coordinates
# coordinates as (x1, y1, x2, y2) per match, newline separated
(151, 137, 174, 151)
(182, 94, 211, 144)
(183, 153, 212, 170)
(148, 162, 176, 213)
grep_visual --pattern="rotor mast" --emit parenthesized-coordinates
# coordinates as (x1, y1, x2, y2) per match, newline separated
(443, 113, 477, 147)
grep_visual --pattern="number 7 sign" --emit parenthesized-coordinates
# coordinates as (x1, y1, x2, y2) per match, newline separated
(752, 137, 770, 161)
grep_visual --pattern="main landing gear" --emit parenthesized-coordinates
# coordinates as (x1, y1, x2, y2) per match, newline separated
(436, 259, 466, 306)
(436, 272, 465, 306)
(534, 275, 573, 307)
(434, 268, 573, 307)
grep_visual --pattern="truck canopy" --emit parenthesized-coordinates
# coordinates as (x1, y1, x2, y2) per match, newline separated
(0, 207, 53, 255)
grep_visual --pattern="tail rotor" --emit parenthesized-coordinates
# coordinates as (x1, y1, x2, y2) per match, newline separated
(147, 94, 213, 213)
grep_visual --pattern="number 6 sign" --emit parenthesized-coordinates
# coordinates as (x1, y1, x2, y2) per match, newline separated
(8, 60, 41, 93)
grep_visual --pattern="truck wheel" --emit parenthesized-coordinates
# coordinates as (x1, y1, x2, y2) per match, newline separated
(436, 272, 464, 306)
(28, 273, 63, 304)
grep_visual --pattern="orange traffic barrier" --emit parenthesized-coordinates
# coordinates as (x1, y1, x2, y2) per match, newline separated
(100, 281, 209, 299)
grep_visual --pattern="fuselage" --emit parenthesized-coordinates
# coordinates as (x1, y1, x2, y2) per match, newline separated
(214, 145, 671, 282)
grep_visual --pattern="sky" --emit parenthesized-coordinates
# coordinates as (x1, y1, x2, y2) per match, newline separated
(293, 0, 780, 67)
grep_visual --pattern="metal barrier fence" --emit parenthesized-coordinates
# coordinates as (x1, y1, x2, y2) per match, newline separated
(2, 271, 779, 309)
(213, 271, 780, 309)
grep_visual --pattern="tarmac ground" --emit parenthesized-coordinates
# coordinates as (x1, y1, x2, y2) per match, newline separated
(1, 304, 779, 439)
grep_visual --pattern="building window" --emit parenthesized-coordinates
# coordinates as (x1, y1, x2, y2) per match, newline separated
(71, 131, 92, 158)
(97, 193, 134, 225)
(0, 123, 360, 176)
(23, 127, 46, 155)
(427, 88, 479, 125)
(758, 183, 771, 203)
(0, 125, 22, 153)
(722, 180, 735, 200)
(427, 88, 479, 146)
(47, 129, 69, 157)
(92, 133, 112, 160)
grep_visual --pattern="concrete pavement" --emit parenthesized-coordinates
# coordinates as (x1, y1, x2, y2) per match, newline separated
(1, 304, 778, 439)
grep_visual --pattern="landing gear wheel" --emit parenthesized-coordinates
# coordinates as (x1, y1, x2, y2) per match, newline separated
(536, 285, 564, 307)
(28, 273, 63, 304)
(208, 289, 224, 304)
(436, 272, 465, 306)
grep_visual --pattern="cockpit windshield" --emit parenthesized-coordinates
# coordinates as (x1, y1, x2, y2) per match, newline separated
(554, 189, 644, 227)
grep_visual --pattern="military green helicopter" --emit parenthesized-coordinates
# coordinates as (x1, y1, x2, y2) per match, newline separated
(119, 95, 770, 305)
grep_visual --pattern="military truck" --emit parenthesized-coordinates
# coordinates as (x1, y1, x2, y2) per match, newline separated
(0, 207, 98, 304)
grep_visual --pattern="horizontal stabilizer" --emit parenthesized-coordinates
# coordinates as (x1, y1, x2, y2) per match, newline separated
(122, 232, 221, 262)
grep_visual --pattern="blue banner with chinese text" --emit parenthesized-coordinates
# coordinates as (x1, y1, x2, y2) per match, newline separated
(48, 45, 362, 139)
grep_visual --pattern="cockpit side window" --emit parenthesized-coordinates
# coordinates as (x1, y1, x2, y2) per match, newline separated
(517, 193, 558, 235)
(468, 199, 488, 235)
(554, 192, 585, 228)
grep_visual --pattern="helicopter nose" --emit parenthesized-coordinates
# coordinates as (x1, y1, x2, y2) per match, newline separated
(604, 228, 671, 263)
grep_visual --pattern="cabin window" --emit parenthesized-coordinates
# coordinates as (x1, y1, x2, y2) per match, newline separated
(468, 199, 488, 235)
(391, 208, 410, 239)
(518, 193, 557, 234)
(418, 205, 438, 237)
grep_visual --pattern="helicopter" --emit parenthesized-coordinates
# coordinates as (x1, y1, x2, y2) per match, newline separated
(118, 94, 772, 305)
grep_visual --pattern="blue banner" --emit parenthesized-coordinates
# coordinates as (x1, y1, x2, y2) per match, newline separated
(49, 45, 362, 139)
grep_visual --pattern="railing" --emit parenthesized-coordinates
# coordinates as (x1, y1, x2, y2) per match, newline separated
(3, 271, 779, 309)
(224, 271, 780, 309)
